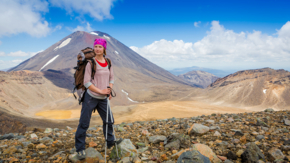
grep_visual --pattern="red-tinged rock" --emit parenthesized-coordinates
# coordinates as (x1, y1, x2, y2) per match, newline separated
(217, 155, 227, 161)
(151, 156, 157, 161)
(192, 141, 199, 144)
(172, 149, 187, 160)
(52, 157, 62, 163)
(89, 141, 98, 147)
(28, 159, 35, 163)
(240, 135, 247, 144)
(141, 130, 149, 136)
(161, 154, 168, 161)
(9, 157, 19, 163)
(36, 143, 46, 149)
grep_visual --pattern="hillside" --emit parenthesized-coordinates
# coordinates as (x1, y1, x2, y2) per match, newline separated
(205, 68, 290, 110)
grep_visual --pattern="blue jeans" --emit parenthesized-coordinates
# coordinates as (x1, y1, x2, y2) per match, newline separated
(75, 92, 115, 152)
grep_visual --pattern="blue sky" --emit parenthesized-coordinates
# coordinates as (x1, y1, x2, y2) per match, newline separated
(0, 0, 290, 71)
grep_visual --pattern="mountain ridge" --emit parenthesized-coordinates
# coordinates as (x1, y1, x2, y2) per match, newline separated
(177, 70, 219, 88)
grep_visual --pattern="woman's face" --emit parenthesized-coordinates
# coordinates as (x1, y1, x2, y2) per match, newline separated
(94, 44, 104, 56)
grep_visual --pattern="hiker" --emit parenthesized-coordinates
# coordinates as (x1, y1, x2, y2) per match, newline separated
(75, 38, 117, 160)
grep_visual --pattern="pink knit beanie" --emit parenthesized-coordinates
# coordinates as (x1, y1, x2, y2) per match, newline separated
(94, 38, 107, 50)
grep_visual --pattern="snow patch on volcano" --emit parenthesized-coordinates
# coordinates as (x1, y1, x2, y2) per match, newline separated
(122, 89, 138, 103)
(90, 32, 99, 36)
(103, 35, 110, 40)
(58, 38, 71, 49)
(39, 55, 59, 71)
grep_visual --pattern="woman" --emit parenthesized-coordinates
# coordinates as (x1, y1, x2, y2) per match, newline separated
(75, 38, 117, 160)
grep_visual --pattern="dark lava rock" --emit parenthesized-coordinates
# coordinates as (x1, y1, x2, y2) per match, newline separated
(226, 151, 237, 160)
(241, 142, 265, 163)
(234, 130, 244, 136)
(256, 135, 265, 140)
(0, 133, 14, 140)
(177, 150, 211, 163)
(283, 139, 290, 145)
(256, 119, 269, 127)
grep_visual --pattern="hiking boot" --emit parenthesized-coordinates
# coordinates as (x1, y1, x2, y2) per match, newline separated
(101, 138, 123, 151)
(77, 150, 86, 160)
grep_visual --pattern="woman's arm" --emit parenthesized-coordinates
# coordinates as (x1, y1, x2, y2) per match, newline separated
(109, 65, 114, 99)
(88, 84, 110, 95)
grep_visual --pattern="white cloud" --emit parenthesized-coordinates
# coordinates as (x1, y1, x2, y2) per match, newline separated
(0, 59, 22, 70)
(0, 50, 41, 70)
(52, 25, 62, 32)
(49, 0, 116, 21)
(130, 39, 194, 61)
(131, 21, 290, 69)
(12, 59, 23, 63)
(70, 22, 94, 32)
(0, 0, 50, 37)
(8, 51, 30, 57)
(194, 21, 201, 27)
(0, 50, 42, 57)
(86, 22, 93, 32)
(70, 26, 85, 32)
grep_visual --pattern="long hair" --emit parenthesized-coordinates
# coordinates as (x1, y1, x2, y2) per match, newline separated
(104, 49, 107, 56)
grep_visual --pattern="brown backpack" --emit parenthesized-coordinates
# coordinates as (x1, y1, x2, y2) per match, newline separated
(72, 47, 111, 104)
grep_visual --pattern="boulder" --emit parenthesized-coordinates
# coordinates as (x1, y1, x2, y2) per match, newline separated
(188, 124, 209, 135)
(0, 133, 14, 140)
(110, 139, 137, 159)
(214, 131, 221, 137)
(283, 119, 290, 126)
(30, 134, 38, 139)
(165, 139, 181, 150)
(177, 149, 210, 163)
(192, 143, 222, 163)
(148, 135, 166, 143)
(241, 142, 265, 163)
(69, 147, 103, 163)
(44, 128, 53, 134)
(268, 148, 284, 162)
(226, 151, 237, 160)
(264, 108, 274, 112)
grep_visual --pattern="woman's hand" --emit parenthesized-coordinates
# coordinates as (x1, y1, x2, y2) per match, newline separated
(100, 88, 111, 95)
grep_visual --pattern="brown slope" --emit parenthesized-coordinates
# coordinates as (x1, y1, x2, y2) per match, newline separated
(9, 31, 192, 105)
(0, 70, 79, 116)
(177, 70, 219, 88)
(205, 68, 290, 110)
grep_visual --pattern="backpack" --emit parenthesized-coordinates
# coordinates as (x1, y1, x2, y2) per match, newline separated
(72, 47, 112, 104)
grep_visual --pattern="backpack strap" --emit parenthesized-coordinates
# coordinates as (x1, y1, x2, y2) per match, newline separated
(85, 59, 96, 80)
(105, 58, 111, 70)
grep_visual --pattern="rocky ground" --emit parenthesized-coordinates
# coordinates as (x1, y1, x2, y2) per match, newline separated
(0, 108, 290, 163)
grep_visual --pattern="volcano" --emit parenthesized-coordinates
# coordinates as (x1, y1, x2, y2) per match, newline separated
(8, 31, 192, 106)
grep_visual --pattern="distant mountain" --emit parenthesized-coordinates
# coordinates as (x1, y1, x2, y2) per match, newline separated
(206, 68, 290, 109)
(177, 70, 219, 88)
(169, 66, 234, 77)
